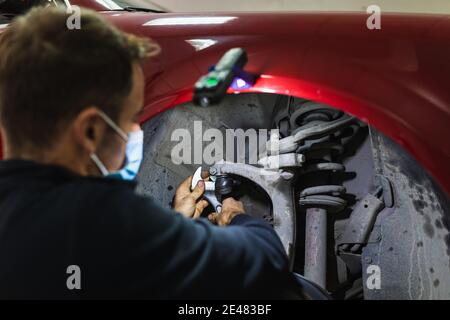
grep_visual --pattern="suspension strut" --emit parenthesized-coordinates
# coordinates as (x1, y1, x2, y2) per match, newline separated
(290, 102, 352, 289)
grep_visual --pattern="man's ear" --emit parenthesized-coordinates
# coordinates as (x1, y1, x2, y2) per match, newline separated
(72, 107, 107, 154)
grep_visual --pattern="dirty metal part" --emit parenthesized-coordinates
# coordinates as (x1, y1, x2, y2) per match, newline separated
(297, 141, 345, 155)
(300, 185, 346, 197)
(336, 256, 349, 284)
(292, 115, 355, 145)
(272, 95, 293, 137)
(304, 208, 327, 288)
(280, 170, 295, 180)
(292, 105, 353, 290)
(263, 129, 280, 157)
(267, 115, 356, 154)
(339, 252, 365, 280)
(376, 174, 394, 208)
(338, 193, 384, 253)
(340, 224, 383, 278)
(214, 175, 235, 196)
(302, 162, 345, 174)
(211, 161, 296, 265)
(209, 166, 218, 176)
(299, 185, 347, 213)
(289, 102, 342, 131)
(258, 153, 305, 169)
(299, 169, 347, 213)
(301, 179, 347, 287)
(279, 119, 290, 137)
(300, 195, 347, 212)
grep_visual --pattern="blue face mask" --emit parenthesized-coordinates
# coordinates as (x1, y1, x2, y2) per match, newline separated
(90, 111, 144, 181)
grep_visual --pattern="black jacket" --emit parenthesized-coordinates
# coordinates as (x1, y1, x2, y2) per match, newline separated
(0, 159, 290, 299)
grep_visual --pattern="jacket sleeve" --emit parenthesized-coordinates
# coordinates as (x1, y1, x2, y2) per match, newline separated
(90, 186, 290, 299)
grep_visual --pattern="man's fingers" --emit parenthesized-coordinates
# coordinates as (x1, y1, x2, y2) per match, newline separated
(201, 170, 210, 179)
(208, 212, 219, 224)
(179, 175, 193, 191)
(190, 180, 205, 200)
(175, 175, 193, 197)
(208, 212, 227, 226)
(222, 197, 245, 213)
(193, 200, 209, 219)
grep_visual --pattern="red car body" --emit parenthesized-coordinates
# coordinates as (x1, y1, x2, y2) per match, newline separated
(2, 2, 450, 196)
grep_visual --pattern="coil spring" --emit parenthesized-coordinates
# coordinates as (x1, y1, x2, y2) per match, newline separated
(292, 103, 349, 213)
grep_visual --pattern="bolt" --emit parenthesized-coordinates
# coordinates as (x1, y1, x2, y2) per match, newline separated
(280, 171, 294, 180)
(296, 154, 306, 164)
(364, 256, 372, 264)
(209, 167, 217, 176)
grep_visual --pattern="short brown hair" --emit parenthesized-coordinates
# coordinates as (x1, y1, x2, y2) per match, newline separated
(0, 6, 159, 150)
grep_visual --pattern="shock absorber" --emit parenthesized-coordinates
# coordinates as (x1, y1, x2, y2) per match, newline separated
(290, 102, 351, 289)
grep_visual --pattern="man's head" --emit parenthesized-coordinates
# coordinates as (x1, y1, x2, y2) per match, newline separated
(0, 6, 159, 175)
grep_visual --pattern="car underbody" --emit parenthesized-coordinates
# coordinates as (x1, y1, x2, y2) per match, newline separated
(137, 92, 450, 299)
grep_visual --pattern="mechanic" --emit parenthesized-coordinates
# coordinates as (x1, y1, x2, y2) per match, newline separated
(0, 7, 292, 299)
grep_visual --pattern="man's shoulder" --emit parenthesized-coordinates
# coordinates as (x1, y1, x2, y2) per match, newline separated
(65, 176, 155, 210)
(60, 177, 178, 235)
(70, 176, 138, 195)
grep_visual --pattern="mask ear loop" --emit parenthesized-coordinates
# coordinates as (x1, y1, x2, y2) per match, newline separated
(96, 110, 129, 142)
(90, 153, 109, 176)
(90, 109, 129, 176)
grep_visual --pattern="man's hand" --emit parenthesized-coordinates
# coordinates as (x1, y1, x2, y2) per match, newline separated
(173, 174, 209, 219)
(208, 198, 245, 226)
